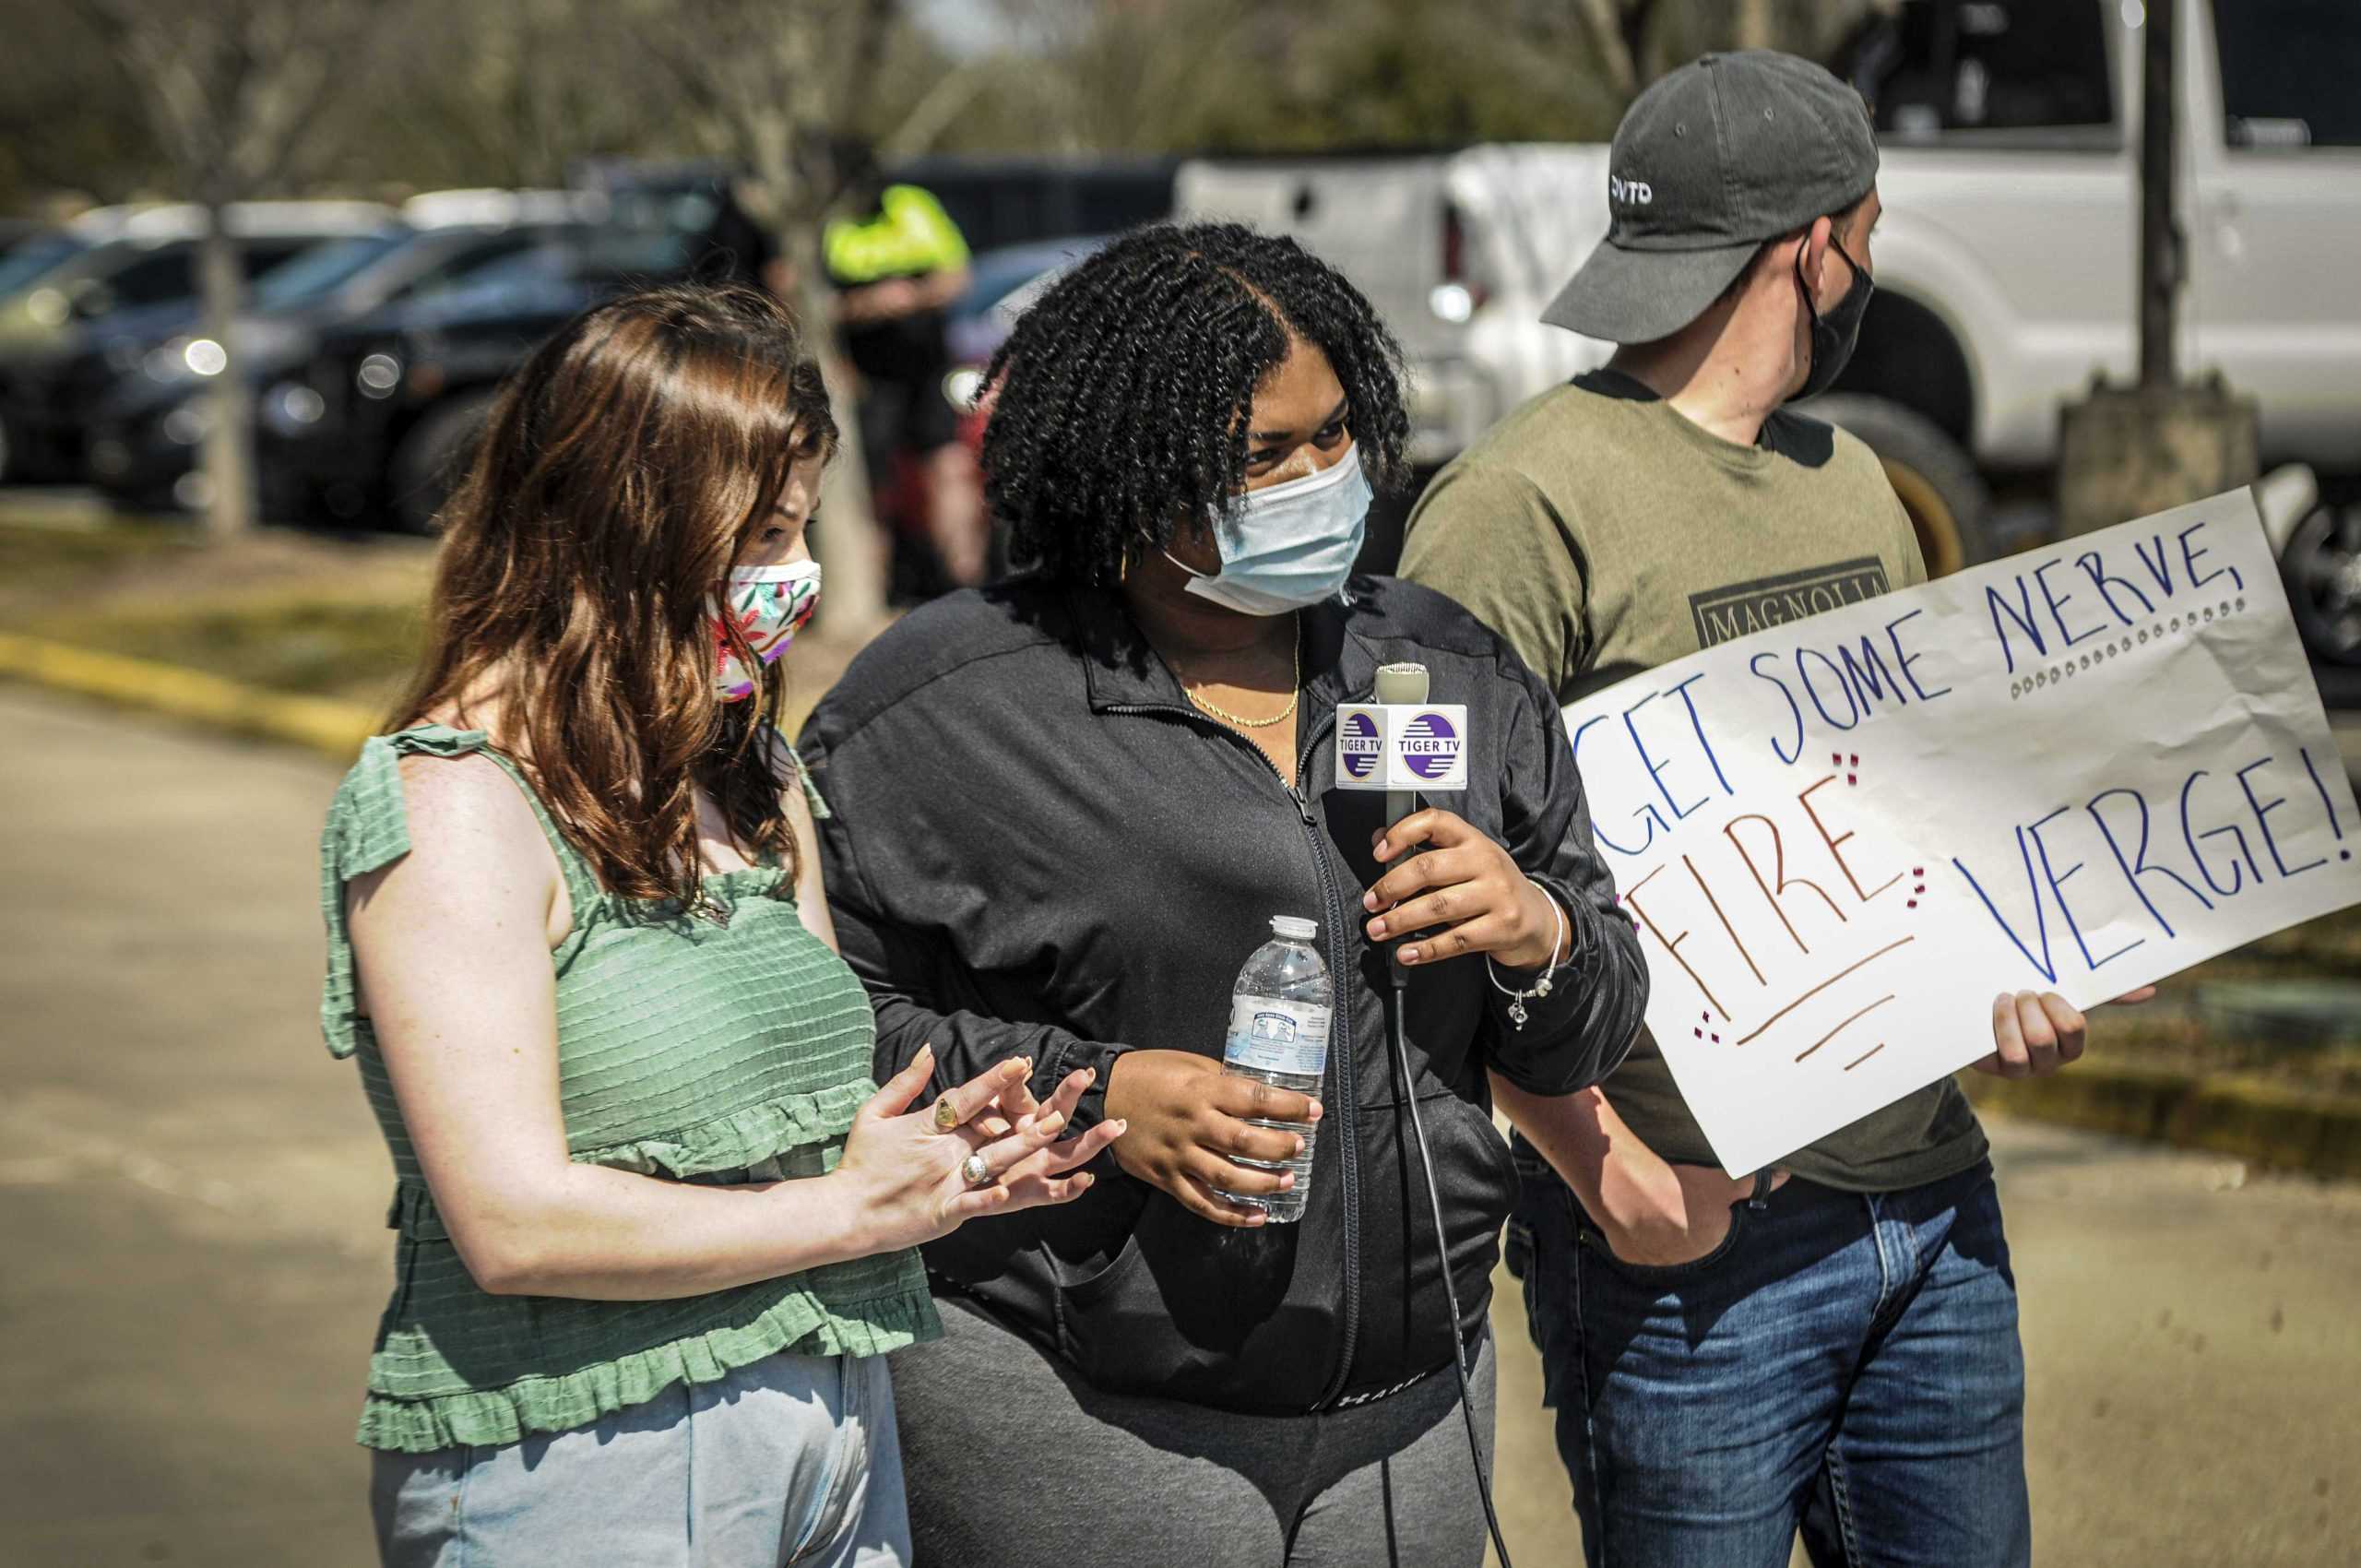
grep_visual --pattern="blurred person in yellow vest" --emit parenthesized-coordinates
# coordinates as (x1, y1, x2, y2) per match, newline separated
(825, 149, 984, 593)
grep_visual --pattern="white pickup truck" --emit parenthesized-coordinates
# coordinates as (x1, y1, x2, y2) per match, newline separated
(1176, 0, 2361, 660)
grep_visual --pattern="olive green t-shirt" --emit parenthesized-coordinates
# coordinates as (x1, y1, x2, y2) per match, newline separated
(1399, 369, 1986, 1193)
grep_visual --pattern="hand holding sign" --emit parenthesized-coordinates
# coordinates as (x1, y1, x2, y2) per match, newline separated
(1565, 490, 2361, 1175)
(1972, 984, 2151, 1078)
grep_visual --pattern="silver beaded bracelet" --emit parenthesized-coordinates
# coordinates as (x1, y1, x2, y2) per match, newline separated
(1486, 880, 1567, 1029)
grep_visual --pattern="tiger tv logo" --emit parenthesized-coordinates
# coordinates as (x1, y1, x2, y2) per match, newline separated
(1399, 711, 1461, 781)
(1340, 711, 1382, 779)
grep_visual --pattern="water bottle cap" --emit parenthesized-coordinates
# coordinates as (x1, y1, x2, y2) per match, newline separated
(1269, 915, 1318, 941)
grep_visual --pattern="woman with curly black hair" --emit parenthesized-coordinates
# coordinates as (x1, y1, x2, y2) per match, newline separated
(801, 223, 1647, 1566)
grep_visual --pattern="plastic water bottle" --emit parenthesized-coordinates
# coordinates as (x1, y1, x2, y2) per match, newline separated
(1217, 915, 1334, 1223)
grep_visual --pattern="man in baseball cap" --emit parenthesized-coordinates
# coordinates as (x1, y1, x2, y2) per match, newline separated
(1403, 52, 2117, 1566)
(1540, 48, 1880, 353)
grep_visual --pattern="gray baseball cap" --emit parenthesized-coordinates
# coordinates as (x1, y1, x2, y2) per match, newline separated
(1544, 51, 1879, 345)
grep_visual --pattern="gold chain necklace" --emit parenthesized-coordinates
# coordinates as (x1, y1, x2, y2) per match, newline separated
(1175, 621, 1301, 730)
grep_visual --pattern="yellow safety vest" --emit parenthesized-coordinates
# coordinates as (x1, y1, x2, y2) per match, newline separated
(824, 185, 970, 285)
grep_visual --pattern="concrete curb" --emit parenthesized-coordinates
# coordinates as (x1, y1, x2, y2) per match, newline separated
(1964, 1061, 2361, 1182)
(0, 632, 374, 762)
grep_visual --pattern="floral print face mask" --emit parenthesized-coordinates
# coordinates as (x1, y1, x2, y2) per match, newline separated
(712, 560, 823, 701)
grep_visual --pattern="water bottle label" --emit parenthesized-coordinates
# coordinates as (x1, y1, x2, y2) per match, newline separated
(1223, 997, 1333, 1077)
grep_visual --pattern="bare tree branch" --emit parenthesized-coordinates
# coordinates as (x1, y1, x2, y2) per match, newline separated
(875, 60, 992, 160)
(68, 0, 409, 535)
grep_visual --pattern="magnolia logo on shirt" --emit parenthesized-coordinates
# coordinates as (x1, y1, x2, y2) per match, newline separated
(1688, 557, 1893, 647)
(1399, 711, 1461, 780)
(1340, 711, 1382, 779)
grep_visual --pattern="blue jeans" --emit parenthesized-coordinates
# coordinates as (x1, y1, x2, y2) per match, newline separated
(1507, 1147, 2030, 1568)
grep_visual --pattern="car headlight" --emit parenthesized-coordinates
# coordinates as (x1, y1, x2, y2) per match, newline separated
(148, 322, 309, 384)
(357, 352, 401, 398)
(147, 335, 226, 383)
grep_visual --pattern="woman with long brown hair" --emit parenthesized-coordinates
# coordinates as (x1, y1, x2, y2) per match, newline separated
(318, 283, 1120, 1566)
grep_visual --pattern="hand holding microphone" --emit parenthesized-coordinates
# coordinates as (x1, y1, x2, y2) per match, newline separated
(1363, 813, 1567, 971)
(1341, 662, 1568, 973)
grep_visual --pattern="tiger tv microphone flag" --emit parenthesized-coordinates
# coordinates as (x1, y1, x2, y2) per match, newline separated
(1335, 663, 1468, 798)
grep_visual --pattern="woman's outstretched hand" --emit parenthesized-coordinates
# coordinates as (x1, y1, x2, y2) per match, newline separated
(959, 1056, 1129, 1209)
(832, 1045, 1125, 1251)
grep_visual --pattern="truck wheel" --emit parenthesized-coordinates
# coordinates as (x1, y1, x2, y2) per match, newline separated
(388, 390, 497, 536)
(2282, 502, 2361, 667)
(1809, 394, 1994, 578)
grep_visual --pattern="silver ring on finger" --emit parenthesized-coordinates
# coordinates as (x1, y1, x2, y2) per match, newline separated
(960, 1151, 992, 1188)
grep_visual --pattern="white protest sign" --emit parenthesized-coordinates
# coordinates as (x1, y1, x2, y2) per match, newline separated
(1563, 489, 2361, 1176)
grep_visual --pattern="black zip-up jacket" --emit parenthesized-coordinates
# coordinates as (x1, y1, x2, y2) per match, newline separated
(801, 574, 1646, 1412)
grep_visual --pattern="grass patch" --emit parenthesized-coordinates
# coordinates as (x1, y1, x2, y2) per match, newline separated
(20, 595, 427, 709)
(0, 517, 199, 602)
(0, 512, 433, 708)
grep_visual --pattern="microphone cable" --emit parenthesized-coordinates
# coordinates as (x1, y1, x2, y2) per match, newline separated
(1364, 662, 1510, 1564)
(1383, 968, 1513, 1568)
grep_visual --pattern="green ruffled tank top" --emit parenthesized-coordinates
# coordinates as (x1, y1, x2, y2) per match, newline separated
(317, 725, 937, 1454)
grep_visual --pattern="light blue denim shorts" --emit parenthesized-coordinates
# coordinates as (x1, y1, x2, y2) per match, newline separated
(371, 1350, 908, 1567)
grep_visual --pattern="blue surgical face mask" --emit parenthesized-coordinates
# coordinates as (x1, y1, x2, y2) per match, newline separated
(1166, 444, 1372, 617)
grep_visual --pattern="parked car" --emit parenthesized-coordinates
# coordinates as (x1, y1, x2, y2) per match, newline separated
(0, 201, 393, 482)
(259, 194, 708, 530)
(85, 190, 598, 514)
(0, 220, 52, 263)
(0, 231, 86, 303)
(0, 207, 156, 307)
(1175, 0, 2361, 634)
(2284, 499, 2361, 666)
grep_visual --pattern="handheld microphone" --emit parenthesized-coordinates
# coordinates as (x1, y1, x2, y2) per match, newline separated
(1335, 662, 1467, 829)
(1340, 662, 1464, 981)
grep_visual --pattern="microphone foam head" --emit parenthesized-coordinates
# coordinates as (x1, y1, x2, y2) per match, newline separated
(1373, 661, 1429, 705)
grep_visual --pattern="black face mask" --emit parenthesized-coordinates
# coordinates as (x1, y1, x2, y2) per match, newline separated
(1791, 235, 1874, 402)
